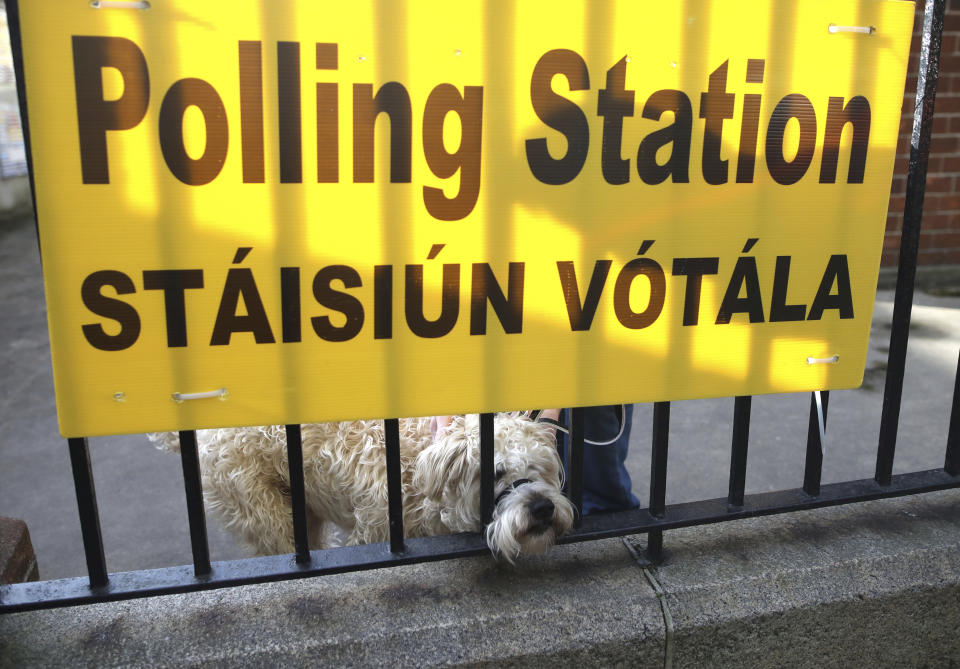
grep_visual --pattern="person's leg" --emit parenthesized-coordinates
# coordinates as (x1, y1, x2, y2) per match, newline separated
(557, 405, 639, 514)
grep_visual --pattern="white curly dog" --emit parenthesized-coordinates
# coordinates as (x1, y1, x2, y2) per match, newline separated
(150, 413, 575, 562)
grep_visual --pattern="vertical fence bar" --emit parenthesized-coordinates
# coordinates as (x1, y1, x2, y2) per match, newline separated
(285, 424, 310, 563)
(383, 418, 405, 553)
(803, 391, 829, 496)
(67, 437, 108, 588)
(946, 353, 960, 476)
(480, 413, 495, 525)
(728, 396, 751, 507)
(177, 430, 211, 576)
(560, 410, 569, 498)
(5, 0, 38, 249)
(568, 407, 585, 524)
(647, 402, 671, 561)
(877, 0, 945, 486)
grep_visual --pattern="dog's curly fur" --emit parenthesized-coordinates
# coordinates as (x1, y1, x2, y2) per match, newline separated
(150, 413, 575, 561)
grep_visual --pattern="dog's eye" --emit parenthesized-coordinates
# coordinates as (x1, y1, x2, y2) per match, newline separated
(495, 466, 506, 480)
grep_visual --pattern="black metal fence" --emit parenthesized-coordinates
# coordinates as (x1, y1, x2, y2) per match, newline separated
(2, 0, 959, 613)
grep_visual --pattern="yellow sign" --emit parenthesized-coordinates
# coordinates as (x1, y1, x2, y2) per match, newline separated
(12, 0, 915, 437)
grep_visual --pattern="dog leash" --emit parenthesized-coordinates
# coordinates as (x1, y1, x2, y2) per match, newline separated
(529, 405, 627, 446)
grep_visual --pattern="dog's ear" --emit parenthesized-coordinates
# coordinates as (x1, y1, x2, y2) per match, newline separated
(413, 428, 476, 501)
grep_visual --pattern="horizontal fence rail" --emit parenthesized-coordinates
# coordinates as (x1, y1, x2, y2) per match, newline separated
(2, 0, 958, 614)
(2, 468, 957, 614)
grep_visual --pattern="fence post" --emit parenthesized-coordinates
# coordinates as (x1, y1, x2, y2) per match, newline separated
(876, 0, 945, 486)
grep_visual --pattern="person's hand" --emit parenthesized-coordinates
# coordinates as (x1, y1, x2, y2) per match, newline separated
(538, 409, 561, 422)
(431, 415, 453, 439)
(534, 409, 561, 439)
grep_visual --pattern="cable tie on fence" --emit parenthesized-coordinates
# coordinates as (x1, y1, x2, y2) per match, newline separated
(90, 0, 151, 9)
(828, 23, 875, 35)
(171, 388, 228, 403)
(806, 355, 839, 365)
(814, 390, 827, 456)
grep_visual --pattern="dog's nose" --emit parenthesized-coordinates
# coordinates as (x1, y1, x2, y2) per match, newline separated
(529, 498, 555, 521)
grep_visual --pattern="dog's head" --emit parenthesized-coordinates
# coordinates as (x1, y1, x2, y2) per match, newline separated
(413, 413, 575, 562)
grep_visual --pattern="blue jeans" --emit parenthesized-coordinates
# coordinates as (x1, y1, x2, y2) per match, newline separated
(557, 405, 640, 514)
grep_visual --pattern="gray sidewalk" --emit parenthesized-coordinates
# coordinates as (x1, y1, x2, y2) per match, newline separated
(2, 490, 958, 667)
(2, 212, 957, 580)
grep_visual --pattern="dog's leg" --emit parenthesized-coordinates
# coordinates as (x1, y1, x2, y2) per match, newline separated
(202, 464, 297, 556)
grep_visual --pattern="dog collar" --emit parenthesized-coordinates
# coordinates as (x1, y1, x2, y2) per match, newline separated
(495, 478, 533, 507)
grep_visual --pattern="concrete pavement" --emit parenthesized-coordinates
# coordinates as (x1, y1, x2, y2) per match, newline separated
(2, 490, 958, 667)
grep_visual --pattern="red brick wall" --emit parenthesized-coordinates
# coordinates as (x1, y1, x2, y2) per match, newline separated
(884, 1, 960, 267)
